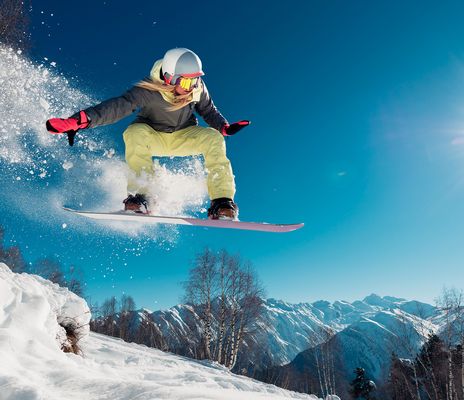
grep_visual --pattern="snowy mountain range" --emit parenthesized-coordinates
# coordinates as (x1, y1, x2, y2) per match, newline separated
(88, 276, 447, 397)
(252, 295, 443, 397)
(0, 263, 331, 400)
(150, 293, 440, 378)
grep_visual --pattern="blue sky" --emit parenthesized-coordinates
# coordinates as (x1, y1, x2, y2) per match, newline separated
(1, 0, 464, 309)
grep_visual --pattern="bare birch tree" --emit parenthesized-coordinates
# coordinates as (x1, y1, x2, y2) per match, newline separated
(307, 326, 337, 398)
(224, 253, 240, 368)
(183, 248, 217, 359)
(228, 260, 264, 370)
(183, 248, 265, 369)
(119, 294, 136, 342)
(101, 296, 118, 337)
(215, 250, 230, 365)
(436, 287, 464, 400)
(66, 265, 85, 296)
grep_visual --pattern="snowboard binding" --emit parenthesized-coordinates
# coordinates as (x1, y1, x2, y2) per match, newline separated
(207, 198, 239, 220)
(123, 194, 149, 214)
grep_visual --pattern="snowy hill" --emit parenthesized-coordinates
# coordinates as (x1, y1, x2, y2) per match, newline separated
(0, 263, 325, 400)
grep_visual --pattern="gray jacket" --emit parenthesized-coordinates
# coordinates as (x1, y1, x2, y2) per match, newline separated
(82, 79, 228, 133)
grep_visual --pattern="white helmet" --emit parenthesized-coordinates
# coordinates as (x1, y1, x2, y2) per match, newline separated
(161, 48, 204, 85)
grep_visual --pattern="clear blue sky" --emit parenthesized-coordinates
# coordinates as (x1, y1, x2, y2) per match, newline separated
(1, 0, 464, 309)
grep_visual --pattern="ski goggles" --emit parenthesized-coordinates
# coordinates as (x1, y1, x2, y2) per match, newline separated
(177, 76, 200, 91)
(164, 73, 200, 91)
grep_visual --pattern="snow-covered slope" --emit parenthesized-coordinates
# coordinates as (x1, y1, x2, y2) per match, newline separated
(0, 264, 323, 400)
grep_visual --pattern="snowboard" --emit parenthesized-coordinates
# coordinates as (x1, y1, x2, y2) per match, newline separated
(63, 208, 304, 233)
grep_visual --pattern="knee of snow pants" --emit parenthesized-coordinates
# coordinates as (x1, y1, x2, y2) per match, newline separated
(123, 123, 159, 195)
(122, 123, 235, 200)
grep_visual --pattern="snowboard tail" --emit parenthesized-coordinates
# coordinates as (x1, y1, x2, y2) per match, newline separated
(63, 208, 304, 233)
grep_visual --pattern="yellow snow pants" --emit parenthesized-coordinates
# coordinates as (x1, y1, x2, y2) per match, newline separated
(123, 123, 236, 200)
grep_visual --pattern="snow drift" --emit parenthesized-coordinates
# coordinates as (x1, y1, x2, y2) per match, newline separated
(0, 262, 90, 398)
(0, 264, 332, 400)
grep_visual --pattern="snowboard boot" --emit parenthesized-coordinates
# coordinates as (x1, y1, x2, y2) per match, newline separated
(207, 197, 239, 220)
(123, 194, 149, 214)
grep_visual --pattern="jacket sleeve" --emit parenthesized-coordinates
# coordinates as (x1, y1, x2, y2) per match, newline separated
(195, 81, 228, 132)
(80, 84, 153, 128)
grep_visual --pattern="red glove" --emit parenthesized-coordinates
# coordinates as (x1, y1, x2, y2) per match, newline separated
(221, 120, 250, 136)
(46, 111, 90, 134)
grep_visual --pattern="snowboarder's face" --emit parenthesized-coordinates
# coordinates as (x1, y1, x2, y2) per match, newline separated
(172, 76, 199, 95)
(174, 84, 192, 96)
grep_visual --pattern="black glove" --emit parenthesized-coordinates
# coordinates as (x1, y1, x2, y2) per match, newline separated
(221, 120, 250, 136)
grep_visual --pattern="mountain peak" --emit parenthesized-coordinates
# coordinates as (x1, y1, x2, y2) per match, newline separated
(362, 294, 409, 308)
(362, 293, 395, 307)
(383, 295, 407, 303)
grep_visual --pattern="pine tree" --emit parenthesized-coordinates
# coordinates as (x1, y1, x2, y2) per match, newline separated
(350, 367, 376, 399)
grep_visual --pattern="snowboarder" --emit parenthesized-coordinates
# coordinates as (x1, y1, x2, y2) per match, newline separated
(46, 48, 249, 220)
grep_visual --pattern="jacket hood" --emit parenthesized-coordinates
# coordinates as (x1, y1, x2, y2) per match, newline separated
(149, 59, 165, 83)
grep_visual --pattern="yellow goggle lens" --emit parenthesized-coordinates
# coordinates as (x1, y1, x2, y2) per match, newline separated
(178, 76, 198, 91)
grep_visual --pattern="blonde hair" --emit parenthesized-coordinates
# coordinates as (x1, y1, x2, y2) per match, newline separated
(135, 78, 194, 112)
